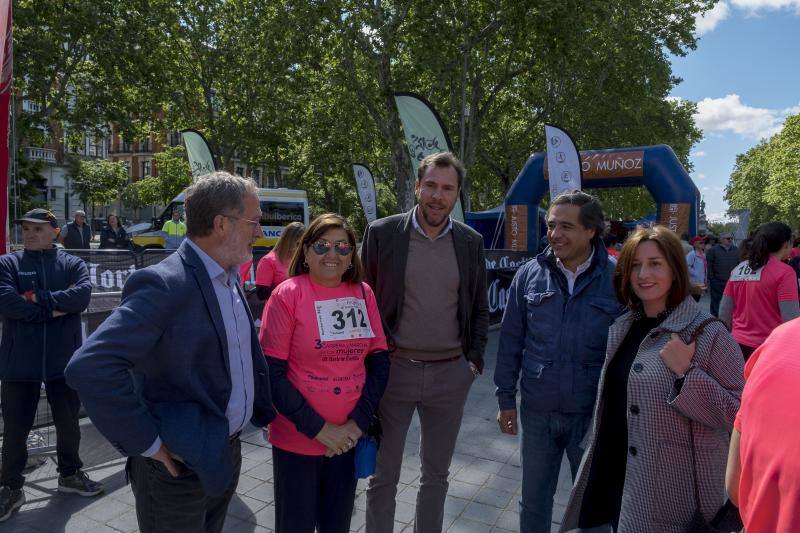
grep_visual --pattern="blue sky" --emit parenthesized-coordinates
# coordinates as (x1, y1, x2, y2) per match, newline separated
(669, 0, 800, 221)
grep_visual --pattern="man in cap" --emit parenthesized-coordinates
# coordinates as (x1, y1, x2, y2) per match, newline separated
(0, 209, 102, 522)
(59, 209, 93, 249)
(706, 232, 739, 315)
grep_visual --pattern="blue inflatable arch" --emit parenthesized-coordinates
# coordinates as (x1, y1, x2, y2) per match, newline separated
(503, 144, 700, 251)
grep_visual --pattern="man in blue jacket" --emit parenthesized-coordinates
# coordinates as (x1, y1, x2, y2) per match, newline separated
(66, 172, 275, 533)
(493, 191, 624, 533)
(0, 208, 101, 522)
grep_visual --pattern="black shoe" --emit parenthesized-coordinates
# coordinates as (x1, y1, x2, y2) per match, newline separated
(57, 470, 104, 497)
(0, 486, 25, 522)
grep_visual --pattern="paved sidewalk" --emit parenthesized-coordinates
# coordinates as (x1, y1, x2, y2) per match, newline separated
(6, 329, 574, 532)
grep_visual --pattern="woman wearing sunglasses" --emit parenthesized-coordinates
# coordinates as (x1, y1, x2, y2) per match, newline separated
(259, 213, 390, 533)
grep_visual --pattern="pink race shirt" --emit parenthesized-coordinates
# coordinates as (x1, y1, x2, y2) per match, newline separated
(724, 257, 799, 348)
(255, 250, 289, 288)
(735, 320, 800, 533)
(259, 275, 387, 455)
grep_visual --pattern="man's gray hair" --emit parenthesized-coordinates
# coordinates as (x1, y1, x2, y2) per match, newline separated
(184, 172, 258, 238)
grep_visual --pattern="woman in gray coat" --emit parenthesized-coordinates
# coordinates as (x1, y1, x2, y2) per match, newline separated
(560, 226, 744, 533)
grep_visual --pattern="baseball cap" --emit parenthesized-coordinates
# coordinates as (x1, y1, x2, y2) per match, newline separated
(689, 236, 704, 245)
(14, 208, 59, 228)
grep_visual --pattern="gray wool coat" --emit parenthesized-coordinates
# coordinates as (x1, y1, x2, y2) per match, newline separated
(560, 297, 744, 533)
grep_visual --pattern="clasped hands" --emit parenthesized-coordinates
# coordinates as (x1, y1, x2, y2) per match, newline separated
(315, 420, 362, 458)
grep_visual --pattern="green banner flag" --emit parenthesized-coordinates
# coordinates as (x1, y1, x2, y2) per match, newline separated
(394, 92, 464, 222)
(181, 129, 217, 179)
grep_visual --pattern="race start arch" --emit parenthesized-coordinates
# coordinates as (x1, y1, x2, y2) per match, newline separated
(503, 144, 700, 251)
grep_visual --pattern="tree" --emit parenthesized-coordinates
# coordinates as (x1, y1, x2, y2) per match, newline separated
(70, 159, 129, 211)
(151, 146, 193, 206)
(725, 114, 800, 230)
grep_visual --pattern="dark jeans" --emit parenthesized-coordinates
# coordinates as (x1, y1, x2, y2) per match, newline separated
(272, 445, 357, 533)
(128, 436, 241, 533)
(0, 379, 83, 489)
(520, 408, 592, 533)
(709, 279, 726, 316)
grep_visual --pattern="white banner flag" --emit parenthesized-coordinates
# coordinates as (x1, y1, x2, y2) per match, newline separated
(352, 163, 378, 223)
(545, 124, 582, 199)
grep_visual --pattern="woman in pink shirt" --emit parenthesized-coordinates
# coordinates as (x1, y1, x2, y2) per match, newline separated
(719, 222, 800, 360)
(259, 214, 389, 533)
(726, 319, 800, 533)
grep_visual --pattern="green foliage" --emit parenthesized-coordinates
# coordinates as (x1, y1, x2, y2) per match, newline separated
(121, 176, 161, 211)
(17, 0, 709, 225)
(707, 222, 738, 236)
(152, 146, 193, 206)
(70, 159, 129, 207)
(12, 152, 48, 215)
(725, 114, 800, 230)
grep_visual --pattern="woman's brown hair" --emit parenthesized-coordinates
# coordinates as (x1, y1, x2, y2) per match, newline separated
(614, 226, 690, 310)
(289, 213, 363, 283)
(272, 221, 305, 262)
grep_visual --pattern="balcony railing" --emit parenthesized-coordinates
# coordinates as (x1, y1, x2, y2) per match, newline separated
(26, 147, 56, 163)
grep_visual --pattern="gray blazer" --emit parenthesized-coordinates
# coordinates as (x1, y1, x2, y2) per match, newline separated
(360, 209, 489, 371)
(560, 297, 744, 533)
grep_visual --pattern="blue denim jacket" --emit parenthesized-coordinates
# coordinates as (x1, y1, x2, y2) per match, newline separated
(494, 241, 624, 413)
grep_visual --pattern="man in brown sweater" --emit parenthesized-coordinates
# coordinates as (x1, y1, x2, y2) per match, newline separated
(361, 152, 489, 533)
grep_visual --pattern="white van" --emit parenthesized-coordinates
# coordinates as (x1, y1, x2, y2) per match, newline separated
(129, 188, 309, 249)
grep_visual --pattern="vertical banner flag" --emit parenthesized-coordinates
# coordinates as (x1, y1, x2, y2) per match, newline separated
(0, 0, 12, 253)
(181, 129, 217, 179)
(734, 209, 751, 244)
(544, 124, 582, 200)
(352, 163, 378, 224)
(394, 92, 464, 222)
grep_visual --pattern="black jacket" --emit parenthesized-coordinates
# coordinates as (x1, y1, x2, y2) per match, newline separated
(360, 209, 490, 371)
(0, 247, 92, 381)
(62, 221, 92, 249)
(99, 225, 129, 249)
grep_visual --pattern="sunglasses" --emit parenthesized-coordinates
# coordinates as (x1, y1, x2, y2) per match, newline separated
(309, 240, 353, 256)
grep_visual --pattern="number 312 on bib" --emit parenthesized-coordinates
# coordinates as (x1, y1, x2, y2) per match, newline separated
(314, 297, 375, 342)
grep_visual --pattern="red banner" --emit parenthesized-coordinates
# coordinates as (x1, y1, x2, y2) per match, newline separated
(0, 0, 12, 254)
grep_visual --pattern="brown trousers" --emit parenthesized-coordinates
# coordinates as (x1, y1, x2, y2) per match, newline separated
(366, 356, 475, 533)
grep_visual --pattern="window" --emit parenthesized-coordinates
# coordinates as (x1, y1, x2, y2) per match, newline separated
(123, 160, 131, 179)
(252, 169, 261, 182)
(142, 160, 152, 177)
(236, 166, 245, 177)
(168, 132, 181, 147)
(140, 139, 152, 152)
(49, 188, 57, 201)
(121, 140, 132, 153)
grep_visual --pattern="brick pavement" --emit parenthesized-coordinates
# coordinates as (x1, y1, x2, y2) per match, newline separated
(5, 329, 574, 532)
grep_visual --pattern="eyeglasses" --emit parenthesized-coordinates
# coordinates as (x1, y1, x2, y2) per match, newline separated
(224, 215, 261, 229)
(309, 240, 353, 256)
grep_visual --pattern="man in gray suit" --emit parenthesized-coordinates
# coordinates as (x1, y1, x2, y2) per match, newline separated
(362, 152, 489, 533)
(66, 172, 275, 533)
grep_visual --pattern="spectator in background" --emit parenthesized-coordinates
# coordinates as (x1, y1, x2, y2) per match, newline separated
(706, 232, 739, 316)
(726, 318, 800, 533)
(686, 235, 707, 302)
(561, 226, 743, 532)
(99, 214, 129, 250)
(790, 237, 800, 259)
(161, 209, 187, 249)
(719, 222, 799, 360)
(260, 214, 389, 533)
(703, 235, 716, 254)
(254, 221, 304, 300)
(59, 209, 92, 249)
(0, 209, 101, 523)
(239, 222, 304, 325)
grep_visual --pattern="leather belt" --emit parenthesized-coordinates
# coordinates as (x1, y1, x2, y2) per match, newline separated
(405, 355, 462, 364)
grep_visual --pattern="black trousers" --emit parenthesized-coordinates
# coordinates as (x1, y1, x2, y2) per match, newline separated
(128, 436, 241, 533)
(272, 446, 357, 533)
(739, 343, 757, 362)
(709, 279, 726, 316)
(0, 379, 83, 489)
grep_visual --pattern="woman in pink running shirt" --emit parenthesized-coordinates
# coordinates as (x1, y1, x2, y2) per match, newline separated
(719, 222, 800, 360)
(259, 214, 389, 533)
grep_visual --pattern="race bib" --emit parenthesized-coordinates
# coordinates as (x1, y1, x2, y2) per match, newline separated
(729, 261, 763, 282)
(314, 297, 375, 342)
